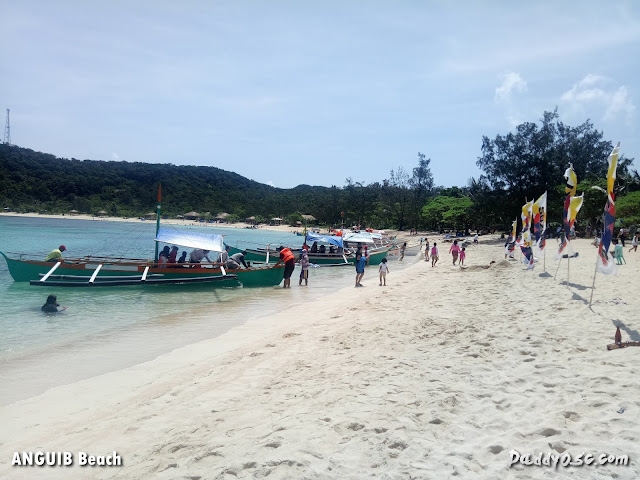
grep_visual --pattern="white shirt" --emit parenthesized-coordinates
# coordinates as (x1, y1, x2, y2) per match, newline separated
(379, 263, 389, 273)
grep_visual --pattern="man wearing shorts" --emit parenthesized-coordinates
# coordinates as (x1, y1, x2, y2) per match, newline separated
(275, 246, 296, 288)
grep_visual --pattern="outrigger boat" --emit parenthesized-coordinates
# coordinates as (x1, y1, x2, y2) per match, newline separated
(0, 188, 284, 288)
(229, 231, 390, 266)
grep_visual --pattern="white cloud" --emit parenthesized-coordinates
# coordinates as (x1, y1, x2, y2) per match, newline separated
(111, 153, 120, 160)
(560, 75, 636, 125)
(494, 72, 527, 104)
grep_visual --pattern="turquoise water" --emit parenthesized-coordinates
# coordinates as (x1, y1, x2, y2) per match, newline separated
(0, 216, 409, 405)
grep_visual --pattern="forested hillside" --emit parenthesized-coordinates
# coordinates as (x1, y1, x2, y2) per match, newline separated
(2, 109, 638, 231)
(0, 144, 336, 223)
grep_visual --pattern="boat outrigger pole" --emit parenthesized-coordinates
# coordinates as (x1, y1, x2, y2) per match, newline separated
(154, 184, 161, 262)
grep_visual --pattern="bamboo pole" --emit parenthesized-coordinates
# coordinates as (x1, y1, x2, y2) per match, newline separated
(554, 256, 562, 280)
(588, 255, 599, 307)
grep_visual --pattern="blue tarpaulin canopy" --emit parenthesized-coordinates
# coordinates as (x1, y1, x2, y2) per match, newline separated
(155, 228, 225, 252)
(306, 232, 343, 248)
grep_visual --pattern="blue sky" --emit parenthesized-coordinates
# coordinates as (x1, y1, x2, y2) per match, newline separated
(1, 1, 638, 189)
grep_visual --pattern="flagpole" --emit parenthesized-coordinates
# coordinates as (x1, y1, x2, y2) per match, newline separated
(554, 256, 562, 280)
(155, 184, 161, 262)
(588, 256, 599, 307)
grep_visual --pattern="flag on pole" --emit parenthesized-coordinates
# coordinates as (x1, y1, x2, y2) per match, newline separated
(556, 165, 578, 260)
(556, 193, 584, 259)
(520, 200, 534, 268)
(597, 143, 620, 275)
(533, 191, 547, 255)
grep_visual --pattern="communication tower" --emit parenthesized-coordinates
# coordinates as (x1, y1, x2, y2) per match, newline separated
(3, 108, 10, 145)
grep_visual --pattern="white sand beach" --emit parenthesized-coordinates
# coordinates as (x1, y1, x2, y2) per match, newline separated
(1, 237, 638, 479)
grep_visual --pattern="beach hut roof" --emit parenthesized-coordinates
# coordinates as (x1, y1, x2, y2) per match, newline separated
(146, 212, 157, 216)
(216, 212, 230, 219)
(98, 210, 108, 214)
(272, 217, 283, 221)
(246, 216, 256, 220)
(184, 211, 200, 216)
(69, 209, 79, 213)
(301, 214, 316, 221)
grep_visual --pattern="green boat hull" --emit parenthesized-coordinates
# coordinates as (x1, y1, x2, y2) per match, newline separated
(228, 246, 390, 266)
(1, 251, 284, 288)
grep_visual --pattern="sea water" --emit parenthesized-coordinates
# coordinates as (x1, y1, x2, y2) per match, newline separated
(0, 216, 410, 405)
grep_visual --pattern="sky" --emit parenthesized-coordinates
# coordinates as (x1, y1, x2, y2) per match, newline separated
(1, 0, 639, 189)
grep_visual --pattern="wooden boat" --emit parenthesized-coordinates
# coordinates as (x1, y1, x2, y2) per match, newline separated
(1, 247, 284, 289)
(0, 188, 285, 288)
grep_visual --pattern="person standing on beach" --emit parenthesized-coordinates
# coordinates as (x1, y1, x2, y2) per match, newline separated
(45, 245, 66, 262)
(629, 232, 638, 253)
(399, 242, 406, 261)
(424, 237, 430, 261)
(355, 244, 366, 286)
(275, 246, 295, 288)
(379, 257, 389, 286)
(449, 240, 461, 265)
(431, 242, 439, 267)
(299, 248, 310, 285)
(459, 247, 466, 266)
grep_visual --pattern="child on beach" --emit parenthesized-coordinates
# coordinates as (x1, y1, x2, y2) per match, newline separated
(299, 248, 310, 286)
(424, 238, 430, 262)
(431, 242, 438, 267)
(630, 233, 638, 253)
(459, 247, 466, 266)
(379, 257, 389, 286)
(449, 239, 461, 265)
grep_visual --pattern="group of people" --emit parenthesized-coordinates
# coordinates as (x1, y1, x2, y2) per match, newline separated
(157, 246, 249, 270)
(419, 237, 467, 267)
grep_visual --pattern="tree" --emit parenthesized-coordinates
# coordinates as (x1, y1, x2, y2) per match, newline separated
(382, 167, 412, 230)
(616, 191, 640, 226)
(409, 152, 434, 229)
(422, 195, 472, 231)
(476, 109, 635, 228)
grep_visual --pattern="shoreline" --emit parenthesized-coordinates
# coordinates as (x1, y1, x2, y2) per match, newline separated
(0, 211, 305, 235)
(0, 212, 424, 242)
(2, 238, 637, 478)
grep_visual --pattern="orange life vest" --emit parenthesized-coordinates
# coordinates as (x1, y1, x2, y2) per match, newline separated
(280, 248, 294, 263)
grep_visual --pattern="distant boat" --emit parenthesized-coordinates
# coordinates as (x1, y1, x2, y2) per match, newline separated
(229, 231, 391, 266)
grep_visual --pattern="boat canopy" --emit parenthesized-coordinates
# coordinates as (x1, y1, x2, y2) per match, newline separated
(306, 232, 343, 248)
(343, 231, 377, 244)
(155, 228, 225, 252)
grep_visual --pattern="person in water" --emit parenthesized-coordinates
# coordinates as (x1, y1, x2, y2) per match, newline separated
(41, 294, 66, 313)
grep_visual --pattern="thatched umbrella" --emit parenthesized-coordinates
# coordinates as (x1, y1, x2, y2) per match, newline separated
(184, 211, 200, 220)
